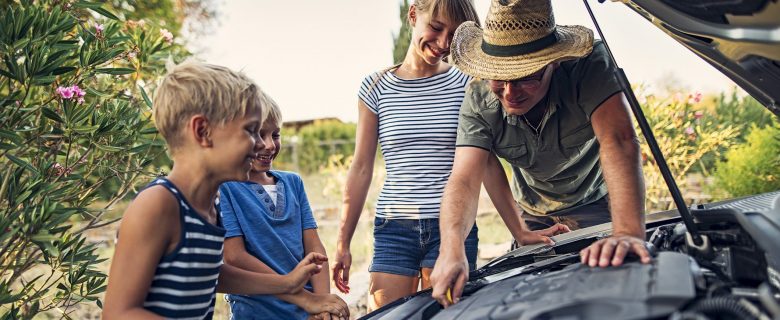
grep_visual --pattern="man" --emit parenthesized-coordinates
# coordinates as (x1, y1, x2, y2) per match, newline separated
(430, 0, 652, 307)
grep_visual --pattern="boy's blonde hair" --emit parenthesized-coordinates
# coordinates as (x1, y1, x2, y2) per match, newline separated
(264, 94, 282, 126)
(153, 61, 271, 151)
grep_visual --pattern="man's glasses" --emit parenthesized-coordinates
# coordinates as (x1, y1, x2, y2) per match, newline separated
(489, 65, 548, 90)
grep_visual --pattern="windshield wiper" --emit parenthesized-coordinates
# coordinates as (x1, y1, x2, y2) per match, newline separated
(584, 0, 705, 246)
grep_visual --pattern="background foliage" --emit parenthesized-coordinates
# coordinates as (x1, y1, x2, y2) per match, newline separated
(0, 0, 206, 318)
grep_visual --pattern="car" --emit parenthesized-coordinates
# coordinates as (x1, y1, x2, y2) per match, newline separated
(360, 0, 780, 319)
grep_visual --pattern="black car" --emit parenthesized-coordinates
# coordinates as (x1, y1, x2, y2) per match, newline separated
(361, 0, 780, 319)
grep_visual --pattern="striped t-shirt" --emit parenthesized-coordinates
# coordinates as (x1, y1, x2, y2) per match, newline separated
(359, 66, 471, 219)
(141, 178, 225, 319)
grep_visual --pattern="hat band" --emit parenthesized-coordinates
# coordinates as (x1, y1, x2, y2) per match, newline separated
(481, 30, 558, 57)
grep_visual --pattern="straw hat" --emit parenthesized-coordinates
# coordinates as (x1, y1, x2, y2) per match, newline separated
(451, 0, 594, 80)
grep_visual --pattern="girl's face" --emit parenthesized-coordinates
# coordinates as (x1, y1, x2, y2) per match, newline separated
(409, 6, 458, 66)
(249, 120, 281, 173)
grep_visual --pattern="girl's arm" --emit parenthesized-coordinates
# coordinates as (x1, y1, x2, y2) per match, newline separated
(102, 187, 178, 320)
(483, 154, 570, 245)
(333, 100, 379, 293)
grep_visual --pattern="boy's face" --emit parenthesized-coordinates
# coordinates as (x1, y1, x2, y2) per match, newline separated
(207, 113, 263, 181)
(250, 120, 281, 173)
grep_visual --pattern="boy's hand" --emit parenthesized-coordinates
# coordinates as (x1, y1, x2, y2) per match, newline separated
(302, 293, 349, 320)
(331, 246, 351, 293)
(286, 252, 327, 293)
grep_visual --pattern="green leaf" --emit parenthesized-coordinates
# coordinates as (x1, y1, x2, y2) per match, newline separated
(94, 144, 124, 152)
(0, 129, 22, 144)
(94, 68, 135, 75)
(41, 107, 64, 123)
(83, 88, 108, 99)
(139, 85, 152, 109)
(73, 125, 99, 134)
(0, 143, 16, 150)
(6, 154, 39, 175)
(73, 1, 105, 9)
(140, 127, 158, 134)
(48, 66, 77, 76)
(0, 68, 15, 80)
(90, 7, 120, 21)
(31, 75, 57, 86)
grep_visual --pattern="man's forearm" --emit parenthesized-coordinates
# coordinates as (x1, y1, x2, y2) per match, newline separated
(599, 137, 646, 238)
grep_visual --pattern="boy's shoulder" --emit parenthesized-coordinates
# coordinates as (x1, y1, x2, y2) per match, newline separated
(271, 170, 301, 180)
(121, 185, 180, 233)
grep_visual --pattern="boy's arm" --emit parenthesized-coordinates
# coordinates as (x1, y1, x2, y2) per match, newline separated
(303, 229, 329, 293)
(216, 251, 325, 294)
(102, 187, 176, 320)
(223, 236, 314, 304)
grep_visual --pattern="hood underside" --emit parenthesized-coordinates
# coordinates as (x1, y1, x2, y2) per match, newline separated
(623, 0, 780, 117)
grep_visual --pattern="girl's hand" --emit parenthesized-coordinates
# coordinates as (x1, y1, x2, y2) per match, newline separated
(286, 252, 327, 293)
(331, 244, 352, 293)
(517, 223, 570, 245)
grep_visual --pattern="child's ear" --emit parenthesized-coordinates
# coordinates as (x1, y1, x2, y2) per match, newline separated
(191, 115, 212, 147)
(408, 4, 417, 26)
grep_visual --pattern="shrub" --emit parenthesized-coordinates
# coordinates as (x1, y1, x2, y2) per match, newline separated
(714, 123, 780, 197)
(636, 91, 739, 211)
(0, 2, 186, 318)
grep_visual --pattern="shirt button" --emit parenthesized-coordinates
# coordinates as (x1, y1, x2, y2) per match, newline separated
(264, 199, 270, 203)
(269, 205, 275, 211)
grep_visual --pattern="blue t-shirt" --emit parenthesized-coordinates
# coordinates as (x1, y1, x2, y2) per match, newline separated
(219, 171, 318, 320)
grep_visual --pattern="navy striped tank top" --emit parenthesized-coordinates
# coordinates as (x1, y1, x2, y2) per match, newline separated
(142, 178, 225, 319)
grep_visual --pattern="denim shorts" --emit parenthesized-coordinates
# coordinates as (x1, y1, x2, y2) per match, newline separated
(369, 217, 479, 277)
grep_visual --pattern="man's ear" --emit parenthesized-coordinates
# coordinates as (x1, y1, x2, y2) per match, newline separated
(190, 115, 212, 147)
(408, 4, 417, 26)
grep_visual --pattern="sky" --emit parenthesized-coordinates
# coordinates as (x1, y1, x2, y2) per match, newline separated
(196, 0, 738, 123)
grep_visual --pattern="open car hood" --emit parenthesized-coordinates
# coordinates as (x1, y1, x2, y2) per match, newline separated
(621, 0, 780, 117)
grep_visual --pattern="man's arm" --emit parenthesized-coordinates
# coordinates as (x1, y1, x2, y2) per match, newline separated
(580, 92, 651, 267)
(483, 154, 570, 245)
(430, 146, 489, 308)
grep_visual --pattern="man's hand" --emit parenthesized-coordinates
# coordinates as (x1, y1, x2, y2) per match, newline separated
(430, 251, 469, 308)
(579, 234, 651, 267)
(517, 223, 570, 245)
(331, 245, 351, 294)
(286, 252, 327, 293)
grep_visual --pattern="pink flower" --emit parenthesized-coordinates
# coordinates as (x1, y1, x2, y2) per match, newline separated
(694, 110, 704, 119)
(685, 127, 695, 135)
(687, 91, 703, 104)
(95, 23, 104, 34)
(56, 86, 74, 99)
(77, 97, 85, 105)
(127, 50, 137, 59)
(71, 85, 86, 98)
(160, 29, 174, 44)
(56, 85, 86, 101)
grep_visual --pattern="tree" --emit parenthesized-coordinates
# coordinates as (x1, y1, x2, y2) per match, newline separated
(0, 1, 190, 318)
(392, 0, 411, 64)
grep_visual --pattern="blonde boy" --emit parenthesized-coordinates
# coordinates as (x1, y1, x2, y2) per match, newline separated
(103, 62, 347, 319)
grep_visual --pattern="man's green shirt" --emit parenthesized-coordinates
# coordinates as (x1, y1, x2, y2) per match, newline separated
(456, 41, 622, 216)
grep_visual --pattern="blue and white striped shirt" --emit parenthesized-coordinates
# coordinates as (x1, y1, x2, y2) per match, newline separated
(141, 178, 225, 319)
(359, 67, 471, 219)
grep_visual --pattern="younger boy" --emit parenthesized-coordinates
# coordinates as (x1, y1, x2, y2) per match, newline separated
(102, 62, 347, 319)
(219, 100, 348, 319)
